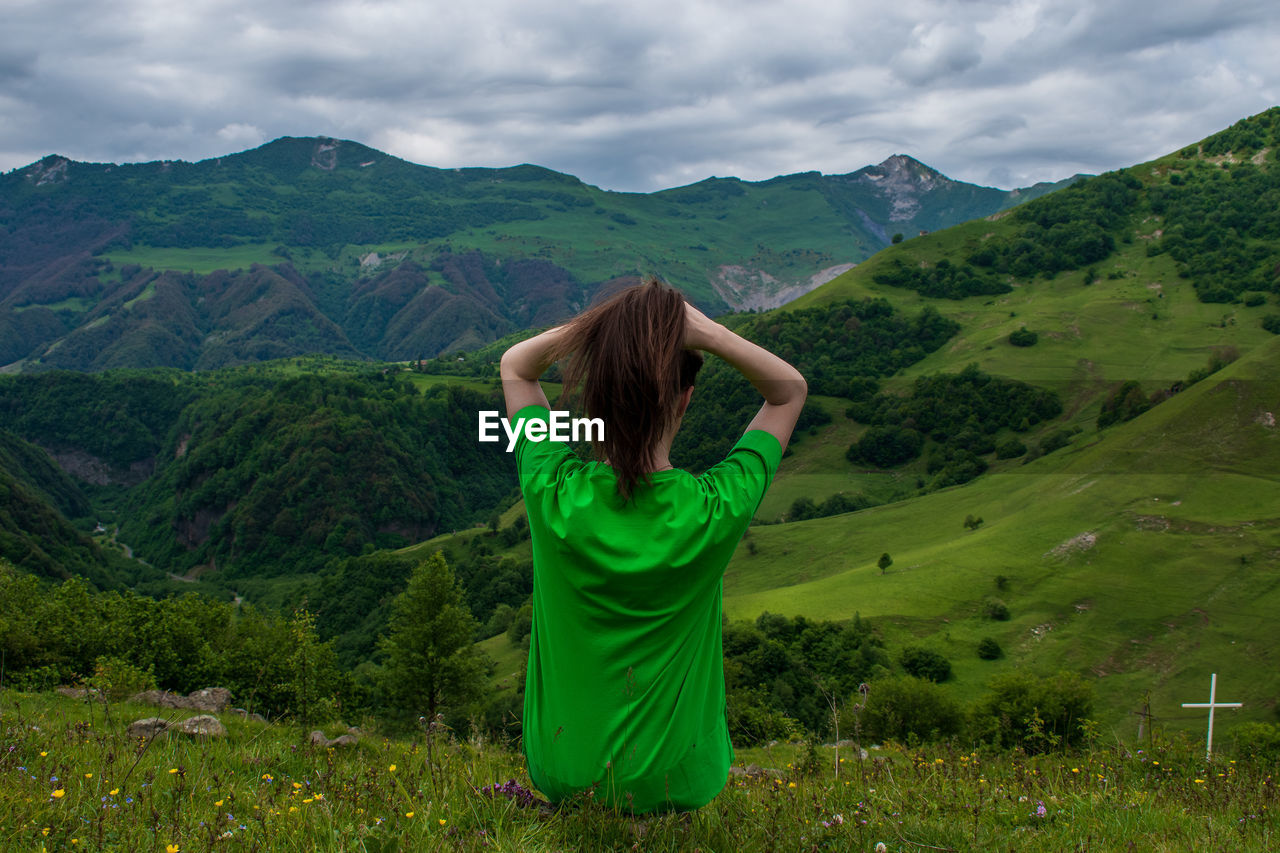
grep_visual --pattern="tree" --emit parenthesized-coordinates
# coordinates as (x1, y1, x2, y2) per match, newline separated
(1009, 326, 1038, 347)
(878, 553, 893, 575)
(378, 552, 490, 723)
(899, 646, 951, 683)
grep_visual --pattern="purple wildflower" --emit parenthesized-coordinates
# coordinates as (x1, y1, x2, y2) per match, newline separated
(481, 779, 537, 808)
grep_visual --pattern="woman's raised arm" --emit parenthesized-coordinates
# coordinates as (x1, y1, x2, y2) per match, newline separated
(500, 326, 568, 416)
(684, 303, 807, 452)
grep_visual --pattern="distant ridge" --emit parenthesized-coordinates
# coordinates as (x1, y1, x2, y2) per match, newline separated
(0, 135, 1079, 372)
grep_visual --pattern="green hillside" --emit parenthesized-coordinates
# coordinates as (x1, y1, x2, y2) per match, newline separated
(445, 110, 1280, 740)
(0, 137, 1073, 372)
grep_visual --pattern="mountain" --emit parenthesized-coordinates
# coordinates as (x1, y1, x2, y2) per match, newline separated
(0, 137, 1075, 372)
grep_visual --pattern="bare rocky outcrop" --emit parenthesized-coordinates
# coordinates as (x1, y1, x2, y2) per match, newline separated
(129, 687, 232, 713)
(126, 718, 171, 739)
(177, 715, 227, 738)
(309, 729, 360, 748)
(127, 714, 227, 740)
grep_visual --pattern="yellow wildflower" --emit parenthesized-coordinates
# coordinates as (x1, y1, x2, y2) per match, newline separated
(166, 845, 180, 853)
(438, 818, 447, 826)
(109, 789, 119, 796)
(405, 811, 414, 818)
(51, 790, 65, 799)
(389, 764, 397, 772)
(84, 773, 92, 779)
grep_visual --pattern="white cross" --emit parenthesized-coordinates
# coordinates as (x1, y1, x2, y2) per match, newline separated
(1181, 673, 1242, 760)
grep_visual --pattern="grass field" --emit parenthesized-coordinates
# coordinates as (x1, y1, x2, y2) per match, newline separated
(3, 690, 1276, 852)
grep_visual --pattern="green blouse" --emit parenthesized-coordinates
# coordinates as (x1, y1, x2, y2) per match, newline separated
(513, 404, 782, 812)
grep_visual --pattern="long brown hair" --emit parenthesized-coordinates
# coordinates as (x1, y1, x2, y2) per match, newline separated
(552, 276, 703, 499)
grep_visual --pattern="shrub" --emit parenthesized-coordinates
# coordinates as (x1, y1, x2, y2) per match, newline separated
(847, 426, 924, 468)
(899, 646, 952, 683)
(969, 670, 1095, 752)
(1233, 722, 1280, 762)
(1263, 315, 1280, 335)
(995, 438, 1027, 459)
(1243, 292, 1267, 307)
(976, 637, 1003, 660)
(1009, 326, 1039, 347)
(983, 598, 1011, 621)
(90, 655, 157, 702)
(848, 675, 963, 744)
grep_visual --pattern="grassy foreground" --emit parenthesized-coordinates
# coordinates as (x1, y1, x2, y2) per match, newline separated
(2, 692, 1275, 852)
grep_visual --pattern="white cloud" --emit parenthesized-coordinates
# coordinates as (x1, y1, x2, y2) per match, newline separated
(0, 0, 1277, 189)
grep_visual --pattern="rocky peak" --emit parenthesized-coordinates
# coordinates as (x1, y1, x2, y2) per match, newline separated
(26, 156, 71, 186)
(857, 154, 951, 222)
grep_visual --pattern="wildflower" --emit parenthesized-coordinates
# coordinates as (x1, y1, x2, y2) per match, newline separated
(788, 782, 796, 789)
(1034, 801, 1047, 818)
(51, 790, 65, 799)
(438, 818, 447, 826)
(262, 774, 273, 781)
(215, 800, 224, 807)
(405, 811, 414, 818)
(389, 764, 397, 772)
(168, 768, 179, 774)
(166, 845, 180, 853)
(109, 789, 119, 796)
(303, 798, 314, 804)
(288, 806, 298, 813)
(292, 782, 302, 790)
(84, 773, 93, 779)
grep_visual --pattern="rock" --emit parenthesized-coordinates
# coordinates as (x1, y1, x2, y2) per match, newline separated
(186, 688, 232, 712)
(742, 764, 782, 779)
(129, 690, 189, 709)
(176, 715, 226, 738)
(127, 718, 171, 739)
(129, 687, 233, 712)
(56, 686, 98, 699)
(230, 708, 268, 724)
(309, 730, 360, 748)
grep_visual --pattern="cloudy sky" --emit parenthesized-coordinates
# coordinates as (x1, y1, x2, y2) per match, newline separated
(2, 0, 1278, 192)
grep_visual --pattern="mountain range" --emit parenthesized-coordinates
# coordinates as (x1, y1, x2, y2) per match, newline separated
(0, 137, 1075, 372)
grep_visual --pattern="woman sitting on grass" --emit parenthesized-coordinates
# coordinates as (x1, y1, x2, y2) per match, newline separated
(500, 276, 806, 812)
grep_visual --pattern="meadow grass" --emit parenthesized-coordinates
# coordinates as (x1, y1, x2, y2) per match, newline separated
(3, 691, 1276, 852)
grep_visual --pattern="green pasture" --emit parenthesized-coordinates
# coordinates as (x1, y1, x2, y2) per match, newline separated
(720, 336, 1280, 735)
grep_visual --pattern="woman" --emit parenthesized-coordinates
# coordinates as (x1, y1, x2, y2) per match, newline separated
(500, 276, 806, 812)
